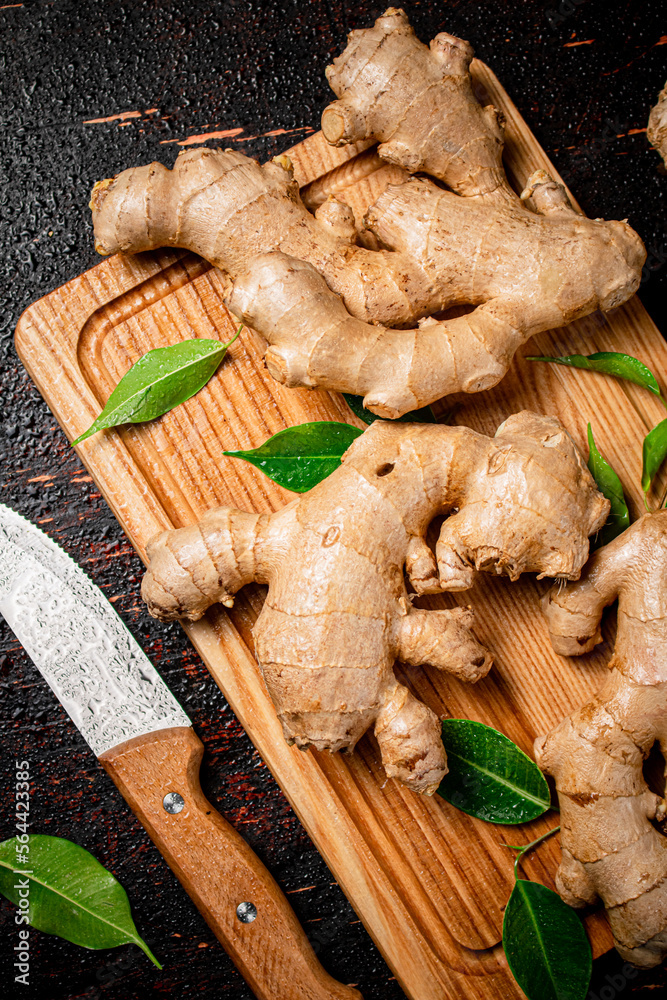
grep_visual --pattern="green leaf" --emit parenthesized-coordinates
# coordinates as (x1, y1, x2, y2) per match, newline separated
(503, 879, 592, 1000)
(586, 424, 630, 547)
(224, 421, 363, 492)
(343, 393, 437, 425)
(642, 417, 667, 499)
(73, 328, 241, 445)
(0, 836, 160, 966)
(437, 719, 550, 824)
(527, 351, 663, 398)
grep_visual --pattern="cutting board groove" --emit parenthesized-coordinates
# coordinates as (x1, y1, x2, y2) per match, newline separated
(16, 59, 667, 1000)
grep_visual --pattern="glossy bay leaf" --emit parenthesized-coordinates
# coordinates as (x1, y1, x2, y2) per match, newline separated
(224, 421, 363, 492)
(527, 351, 663, 397)
(437, 719, 550, 824)
(343, 393, 437, 425)
(0, 836, 160, 966)
(587, 424, 630, 547)
(503, 878, 592, 1000)
(72, 328, 241, 445)
(641, 417, 667, 501)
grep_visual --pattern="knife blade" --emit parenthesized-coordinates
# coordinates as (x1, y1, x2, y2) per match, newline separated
(0, 504, 361, 1000)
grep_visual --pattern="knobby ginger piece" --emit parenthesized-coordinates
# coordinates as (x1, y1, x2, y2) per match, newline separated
(141, 413, 608, 794)
(535, 511, 667, 968)
(648, 81, 667, 166)
(90, 8, 645, 419)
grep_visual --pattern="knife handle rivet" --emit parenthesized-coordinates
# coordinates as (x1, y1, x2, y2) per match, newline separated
(236, 901, 257, 923)
(163, 791, 185, 814)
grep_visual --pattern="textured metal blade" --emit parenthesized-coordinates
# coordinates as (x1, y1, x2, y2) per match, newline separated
(0, 504, 190, 756)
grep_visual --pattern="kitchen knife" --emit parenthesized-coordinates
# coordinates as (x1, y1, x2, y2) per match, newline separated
(0, 503, 361, 1000)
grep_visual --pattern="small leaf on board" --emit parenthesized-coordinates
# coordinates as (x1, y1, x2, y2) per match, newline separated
(503, 879, 592, 1000)
(224, 421, 363, 492)
(0, 836, 161, 966)
(642, 417, 667, 502)
(587, 424, 630, 547)
(528, 351, 663, 398)
(437, 719, 550, 824)
(343, 393, 437, 425)
(73, 328, 241, 445)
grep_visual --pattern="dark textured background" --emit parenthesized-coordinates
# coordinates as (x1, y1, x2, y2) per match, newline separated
(1, 2, 666, 998)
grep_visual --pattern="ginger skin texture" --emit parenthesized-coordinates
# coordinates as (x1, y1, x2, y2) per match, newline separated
(535, 511, 667, 968)
(648, 82, 667, 167)
(90, 8, 645, 419)
(141, 413, 609, 794)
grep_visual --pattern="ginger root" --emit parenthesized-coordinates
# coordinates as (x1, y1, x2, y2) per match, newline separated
(141, 413, 608, 794)
(648, 82, 667, 166)
(535, 511, 667, 967)
(90, 8, 645, 419)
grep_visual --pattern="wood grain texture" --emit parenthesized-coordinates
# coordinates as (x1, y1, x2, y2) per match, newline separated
(14, 60, 667, 1000)
(99, 727, 361, 1000)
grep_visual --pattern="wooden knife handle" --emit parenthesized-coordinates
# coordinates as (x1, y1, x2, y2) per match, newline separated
(99, 726, 361, 1000)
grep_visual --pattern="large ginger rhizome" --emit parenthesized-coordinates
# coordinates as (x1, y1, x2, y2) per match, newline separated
(90, 8, 645, 418)
(141, 413, 609, 795)
(536, 511, 667, 969)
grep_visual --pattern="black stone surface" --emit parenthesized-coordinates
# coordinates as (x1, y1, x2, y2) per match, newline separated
(0, 2, 666, 998)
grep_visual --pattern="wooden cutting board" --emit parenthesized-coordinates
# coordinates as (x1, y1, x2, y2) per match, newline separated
(15, 60, 667, 1000)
